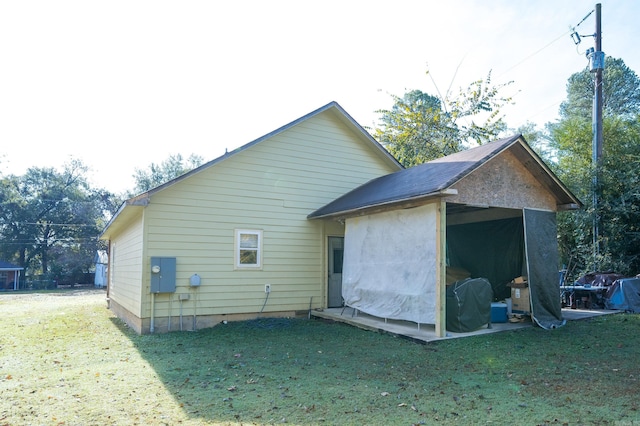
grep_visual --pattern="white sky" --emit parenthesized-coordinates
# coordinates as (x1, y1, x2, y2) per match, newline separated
(1, 0, 638, 194)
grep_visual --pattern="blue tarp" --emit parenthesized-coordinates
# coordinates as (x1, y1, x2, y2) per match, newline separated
(605, 278, 640, 313)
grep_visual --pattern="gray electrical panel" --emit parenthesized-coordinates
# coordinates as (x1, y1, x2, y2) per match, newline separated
(150, 257, 176, 293)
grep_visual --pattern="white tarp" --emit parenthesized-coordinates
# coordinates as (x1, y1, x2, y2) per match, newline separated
(342, 203, 438, 324)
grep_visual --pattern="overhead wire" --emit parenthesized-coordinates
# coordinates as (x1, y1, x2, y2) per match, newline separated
(492, 7, 597, 127)
(472, 6, 595, 127)
(496, 28, 574, 81)
(8, 222, 99, 227)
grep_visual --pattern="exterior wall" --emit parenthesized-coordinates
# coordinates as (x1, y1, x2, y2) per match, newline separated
(109, 298, 144, 334)
(108, 212, 144, 320)
(138, 309, 301, 334)
(133, 110, 398, 329)
(450, 150, 557, 211)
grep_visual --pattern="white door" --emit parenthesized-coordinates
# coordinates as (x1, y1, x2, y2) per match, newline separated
(328, 237, 344, 308)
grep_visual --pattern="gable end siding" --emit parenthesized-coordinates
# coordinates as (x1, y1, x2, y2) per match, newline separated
(449, 150, 557, 211)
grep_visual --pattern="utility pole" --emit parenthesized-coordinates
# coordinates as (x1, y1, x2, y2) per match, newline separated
(589, 3, 604, 268)
(593, 3, 603, 161)
(570, 3, 605, 270)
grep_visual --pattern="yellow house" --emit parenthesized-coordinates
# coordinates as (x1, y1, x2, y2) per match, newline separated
(100, 102, 402, 334)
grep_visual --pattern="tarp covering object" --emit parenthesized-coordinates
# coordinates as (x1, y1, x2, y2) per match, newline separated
(523, 209, 566, 329)
(446, 278, 493, 332)
(578, 272, 625, 287)
(605, 278, 640, 312)
(342, 204, 438, 324)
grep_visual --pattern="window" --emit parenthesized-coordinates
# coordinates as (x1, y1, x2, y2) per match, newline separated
(235, 229, 263, 269)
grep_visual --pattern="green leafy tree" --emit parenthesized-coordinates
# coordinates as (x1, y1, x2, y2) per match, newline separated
(559, 57, 640, 121)
(132, 153, 204, 195)
(0, 160, 107, 287)
(551, 57, 640, 275)
(374, 71, 512, 167)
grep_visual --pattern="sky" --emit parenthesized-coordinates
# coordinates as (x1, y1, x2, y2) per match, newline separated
(1, 0, 639, 194)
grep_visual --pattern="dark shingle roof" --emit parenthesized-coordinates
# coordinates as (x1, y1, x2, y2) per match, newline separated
(308, 134, 580, 219)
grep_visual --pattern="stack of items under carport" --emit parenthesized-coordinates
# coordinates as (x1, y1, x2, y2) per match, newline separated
(507, 276, 529, 322)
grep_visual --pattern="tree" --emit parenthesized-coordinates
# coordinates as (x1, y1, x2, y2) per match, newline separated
(374, 71, 513, 167)
(132, 153, 204, 195)
(550, 57, 640, 276)
(514, 121, 551, 159)
(559, 57, 640, 121)
(0, 160, 106, 287)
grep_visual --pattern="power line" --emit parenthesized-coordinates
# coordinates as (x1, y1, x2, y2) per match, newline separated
(5, 222, 100, 227)
(497, 29, 573, 80)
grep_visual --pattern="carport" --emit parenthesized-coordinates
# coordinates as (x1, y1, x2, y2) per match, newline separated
(309, 135, 582, 337)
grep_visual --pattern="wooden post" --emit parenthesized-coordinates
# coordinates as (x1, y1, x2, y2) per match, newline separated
(435, 199, 447, 337)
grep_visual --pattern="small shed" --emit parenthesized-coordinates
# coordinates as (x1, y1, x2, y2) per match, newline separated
(0, 261, 23, 290)
(309, 135, 582, 336)
(94, 251, 108, 288)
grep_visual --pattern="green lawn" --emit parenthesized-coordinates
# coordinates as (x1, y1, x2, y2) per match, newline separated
(0, 290, 638, 425)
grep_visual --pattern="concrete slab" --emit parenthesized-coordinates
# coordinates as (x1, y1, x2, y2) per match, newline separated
(561, 307, 620, 320)
(311, 306, 621, 343)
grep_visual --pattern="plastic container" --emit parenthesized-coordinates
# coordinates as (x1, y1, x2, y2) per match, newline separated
(491, 302, 508, 323)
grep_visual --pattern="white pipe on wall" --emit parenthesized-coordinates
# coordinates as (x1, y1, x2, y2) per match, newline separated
(150, 293, 155, 333)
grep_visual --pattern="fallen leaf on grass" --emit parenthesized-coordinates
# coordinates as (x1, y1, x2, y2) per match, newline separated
(381, 392, 390, 396)
(398, 403, 407, 407)
(227, 385, 237, 392)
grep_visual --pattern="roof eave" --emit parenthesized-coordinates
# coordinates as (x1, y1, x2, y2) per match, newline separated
(513, 138, 583, 208)
(309, 188, 458, 220)
(558, 203, 581, 211)
(134, 102, 402, 200)
(99, 199, 148, 240)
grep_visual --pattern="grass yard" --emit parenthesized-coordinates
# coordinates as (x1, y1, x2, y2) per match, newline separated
(0, 290, 639, 425)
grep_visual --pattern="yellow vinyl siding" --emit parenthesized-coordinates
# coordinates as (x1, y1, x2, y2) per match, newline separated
(109, 214, 144, 316)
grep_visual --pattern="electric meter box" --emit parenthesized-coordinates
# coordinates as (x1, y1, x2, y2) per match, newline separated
(150, 257, 177, 293)
(589, 50, 605, 72)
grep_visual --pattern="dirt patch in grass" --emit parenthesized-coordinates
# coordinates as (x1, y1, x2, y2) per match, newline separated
(1, 290, 639, 425)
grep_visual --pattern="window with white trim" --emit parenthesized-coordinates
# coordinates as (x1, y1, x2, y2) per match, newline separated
(235, 229, 262, 269)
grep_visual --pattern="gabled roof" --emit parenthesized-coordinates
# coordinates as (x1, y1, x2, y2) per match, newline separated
(308, 134, 582, 219)
(0, 261, 23, 271)
(100, 101, 402, 239)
